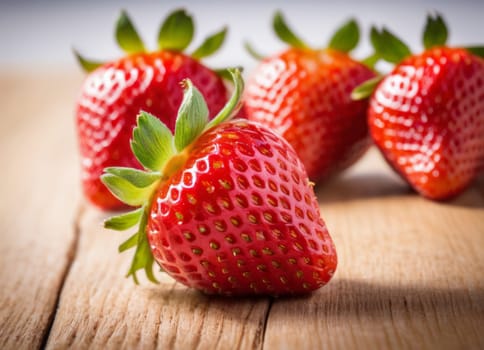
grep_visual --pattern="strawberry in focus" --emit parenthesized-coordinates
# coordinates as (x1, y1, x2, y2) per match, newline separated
(75, 10, 228, 210)
(353, 14, 484, 200)
(102, 70, 337, 295)
(242, 12, 376, 181)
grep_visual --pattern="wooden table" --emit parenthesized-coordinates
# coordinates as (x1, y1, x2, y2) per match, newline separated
(1, 70, 483, 350)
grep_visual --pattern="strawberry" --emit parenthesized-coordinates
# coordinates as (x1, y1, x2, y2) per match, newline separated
(242, 12, 376, 181)
(75, 9, 229, 210)
(353, 14, 484, 200)
(102, 69, 337, 296)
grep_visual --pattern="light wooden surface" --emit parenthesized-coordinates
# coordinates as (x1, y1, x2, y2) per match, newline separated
(1, 71, 483, 350)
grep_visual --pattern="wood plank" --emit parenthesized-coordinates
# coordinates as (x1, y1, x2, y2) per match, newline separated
(3, 69, 483, 349)
(0, 71, 82, 349)
(263, 149, 484, 350)
(46, 207, 270, 349)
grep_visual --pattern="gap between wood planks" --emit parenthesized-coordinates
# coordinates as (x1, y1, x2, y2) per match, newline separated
(40, 203, 86, 348)
(41, 202, 275, 349)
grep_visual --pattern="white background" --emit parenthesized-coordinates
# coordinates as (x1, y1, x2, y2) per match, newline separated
(1, 0, 483, 72)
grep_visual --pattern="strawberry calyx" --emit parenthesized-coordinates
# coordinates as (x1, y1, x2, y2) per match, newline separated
(74, 8, 228, 73)
(245, 11, 361, 60)
(101, 68, 243, 284)
(353, 12, 484, 100)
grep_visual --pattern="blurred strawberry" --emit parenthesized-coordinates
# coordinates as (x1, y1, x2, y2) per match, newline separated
(102, 70, 337, 295)
(242, 12, 376, 181)
(353, 14, 484, 200)
(74, 10, 229, 210)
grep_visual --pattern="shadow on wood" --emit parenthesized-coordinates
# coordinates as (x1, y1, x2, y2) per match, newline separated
(317, 172, 484, 209)
(264, 278, 484, 349)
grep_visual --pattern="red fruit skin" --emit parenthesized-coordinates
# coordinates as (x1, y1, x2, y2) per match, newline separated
(368, 47, 484, 200)
(243, 48, 376, 181)
(76, 51, 227, 210)
(146, 120, 337, 296)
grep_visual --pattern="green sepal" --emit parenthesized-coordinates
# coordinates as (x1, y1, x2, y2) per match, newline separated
(115, 10, 146, 54)
(273, 11, 308, 49)
(174, 80, 209, 152)
(123, 208, 158, 284)
(101, 173, 155, 206)
(370, 27, 411, 64)
(328, 19, 360, 53)
(244, 41, 266, 61)
(158, 9, 194, 52)
(73, 49, 103, 73)
(191, 27, 228, 59)
(103, 68, 244, 286)
(104, 167, 161, 188)
(105, 208, 144, 231)
(119, 232, 138, 252)
(206, 68, 244, 129)
(214, 66, 244, 81)
(465, 46, 484, 58)
(423, 13, 448, 50)
(131, 111, 175, 172)
(361, 53, 380, 70)
(351, 76, 383, 100)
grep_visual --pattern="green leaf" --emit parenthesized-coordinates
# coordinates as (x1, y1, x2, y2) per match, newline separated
(244, 41, 266, 61)
(273, 11, 308, 49)
(191, 27, 228, 59)
(351, 76, 383, 100)
(72, 49, 103, 73)
(158, 9, 194, 51)
(104, 167, 161, 188)
(361, 53, 380, 70)
(213, 66, 244, 81)
(101, 174, 154, 206)
(105, 208, 144, 231)
(131, 111, 175, 172)
(119, 232, 139, 252)
(465, 46, 484, 58)
(206, 68, 244, 129)
(328, 19, 360, 53)
(115, 10, 145, 54)
(423, 13, 448, 49)
(371, 27, 411, 64)
(125, 209, 158, 284)
(174, 80, 209, 151)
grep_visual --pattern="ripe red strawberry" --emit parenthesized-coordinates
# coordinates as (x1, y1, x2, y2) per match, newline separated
(75, 10, 229, 210)
(354, 14, 484, 200)
(102, 70, 337, 295)
(242, 12, 376, 181)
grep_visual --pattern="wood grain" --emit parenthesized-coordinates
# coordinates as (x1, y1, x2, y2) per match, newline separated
(46, 208, 270, 350)
(1, 71, 484, 350)
(0, 71, 82, 349)
(263, 150, 484, 350)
